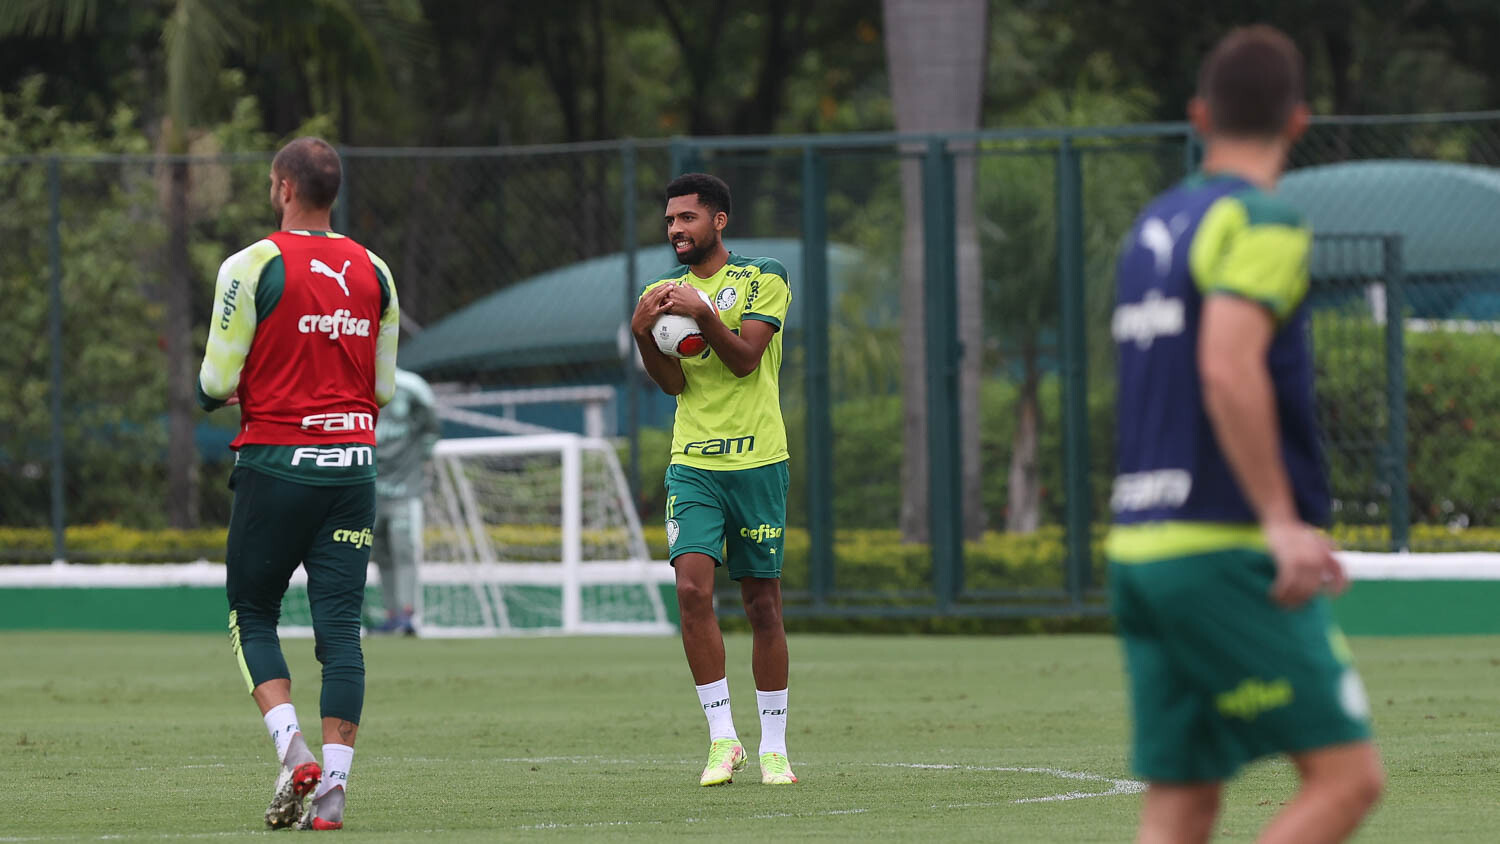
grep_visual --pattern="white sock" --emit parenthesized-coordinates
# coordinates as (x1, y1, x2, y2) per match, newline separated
(695, 678, 738, 741)
(757, 688, 789, 756)
(316, 743, 354, 800)
(262, 703, 301, 765)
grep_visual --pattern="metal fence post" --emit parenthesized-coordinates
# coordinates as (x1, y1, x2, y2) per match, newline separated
(1383, 235, 1411, 551)
(1056, 138, 1092, 601)
(669, 139, 701, 177)
(922, 139, 962, 610)
(334, 147, 350, 233)
(1183, 131, 1204, 176)
(47, 157, 66, 563)
(621, 140, 642, 505)
(801, 147, 833, 605)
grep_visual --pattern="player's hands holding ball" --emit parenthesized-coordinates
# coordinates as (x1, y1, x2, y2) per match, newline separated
(631, 284, 673, 340)
(660, 281, 716, 323)
(634, 282, 718, 359)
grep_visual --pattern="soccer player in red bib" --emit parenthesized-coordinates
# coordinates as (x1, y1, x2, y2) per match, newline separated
(196, 137, 399, 830)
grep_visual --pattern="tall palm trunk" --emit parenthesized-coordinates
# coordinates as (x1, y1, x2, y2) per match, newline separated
(1006, 334, 1041, 533)
(883, 0, 989, 542)
(165, 158, 198, 527)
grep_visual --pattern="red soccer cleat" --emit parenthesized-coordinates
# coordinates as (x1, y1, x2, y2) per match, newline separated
(264, 761, 321, 829)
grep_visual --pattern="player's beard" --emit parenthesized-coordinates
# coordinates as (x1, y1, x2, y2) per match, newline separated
(674, 232, 717, 266)
(271, 194, 286, 230)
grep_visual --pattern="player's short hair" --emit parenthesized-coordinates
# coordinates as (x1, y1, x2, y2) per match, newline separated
(271, 137, 342, 210)
(1198, 25, 1305, 138)
(665, 173, 732, 217)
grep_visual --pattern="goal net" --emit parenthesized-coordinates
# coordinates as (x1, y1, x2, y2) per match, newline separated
(280, 433, 674, 636)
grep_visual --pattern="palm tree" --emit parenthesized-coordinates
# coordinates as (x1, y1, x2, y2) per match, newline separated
(882, 0, 989, 542)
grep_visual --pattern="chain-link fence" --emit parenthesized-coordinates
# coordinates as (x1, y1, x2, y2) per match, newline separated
(6, 114, 1500, 617)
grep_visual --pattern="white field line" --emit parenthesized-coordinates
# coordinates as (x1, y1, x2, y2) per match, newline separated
(874, 762, 1145, 804)
(374, 755, 1146, 806)
(517, 809, 871, 831)
(128, 754, 1145, 806)
(75, 754, 1141, 840)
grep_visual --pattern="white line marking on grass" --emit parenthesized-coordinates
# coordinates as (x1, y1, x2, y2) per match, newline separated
(518, 820, 667, 831)
(396, 756, 1139, 807)
(516, 808, 869, 832)
(876, 762, 1145, 804)
(494, 755, 693, 765)
(748, 809, 869, 819)
(133, 763, 228, 771)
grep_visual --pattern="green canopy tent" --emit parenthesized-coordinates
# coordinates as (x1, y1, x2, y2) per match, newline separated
(1281, 160, 1500, 318)
(399, 238, 868, 379)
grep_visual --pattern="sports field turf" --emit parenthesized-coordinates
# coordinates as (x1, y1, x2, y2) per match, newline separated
(2, 632, 1498, 841)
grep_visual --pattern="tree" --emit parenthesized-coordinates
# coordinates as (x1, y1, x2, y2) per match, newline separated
(653, 0, 876, 137)
(1040, 0, 1500, 119)
(978, 66, 1157, 532)
(5, 1, 420, 527)
(0, 73, 282, 529)
(882, 0, 988, 543)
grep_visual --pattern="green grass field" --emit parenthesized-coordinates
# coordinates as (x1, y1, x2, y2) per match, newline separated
(2, 632, 1498, 842)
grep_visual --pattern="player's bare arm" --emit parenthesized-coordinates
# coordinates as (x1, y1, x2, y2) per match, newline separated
(632, 285, 686, 395)
(659, 283, 774, 377)
(1199, 294, 1343, 606)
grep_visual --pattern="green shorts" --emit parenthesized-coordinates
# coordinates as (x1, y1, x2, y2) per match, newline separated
(664, 461, 788, 581)
(1110, 549, 1373, 783)
(224, 466, 374, 721)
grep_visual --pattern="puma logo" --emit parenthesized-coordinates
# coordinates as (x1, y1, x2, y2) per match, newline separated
(1140, 218, 1175, 276)
(310, 258, 352, 296)
(1139, 213, 1190, 276)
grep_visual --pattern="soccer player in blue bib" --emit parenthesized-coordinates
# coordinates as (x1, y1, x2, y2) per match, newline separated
(1108, 26, 1383, 843)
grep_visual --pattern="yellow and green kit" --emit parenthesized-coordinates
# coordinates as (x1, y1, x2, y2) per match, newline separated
(643, 253, 791, 580)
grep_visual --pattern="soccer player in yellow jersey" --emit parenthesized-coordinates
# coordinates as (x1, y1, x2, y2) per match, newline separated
(631, 173, 797, 786)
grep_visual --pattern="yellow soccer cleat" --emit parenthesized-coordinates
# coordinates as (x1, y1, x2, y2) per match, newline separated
(759, 752, 798, 785)
(699, 738, 747, 786)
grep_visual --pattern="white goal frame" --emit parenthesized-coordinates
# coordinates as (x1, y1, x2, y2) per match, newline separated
(420, 433, 675, 637)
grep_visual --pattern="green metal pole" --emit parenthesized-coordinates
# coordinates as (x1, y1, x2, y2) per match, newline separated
(333, 148, 350, 233)
(922, 139, 962, 611)
(669, 140, 702, 177)
(801, 147, 833, 605)
(1056, 138, 1092, 600)
(1183, 131, 1203, 177)
(47, 157, 66, 563)
(1383, 235, 1410, 551)
(622, 141, 642, 504)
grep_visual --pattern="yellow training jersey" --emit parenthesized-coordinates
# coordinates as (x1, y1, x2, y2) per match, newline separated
(642, 253, 791, 472)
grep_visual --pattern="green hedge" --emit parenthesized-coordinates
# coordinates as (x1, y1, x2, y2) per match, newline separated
(6, 522, 1498, 566)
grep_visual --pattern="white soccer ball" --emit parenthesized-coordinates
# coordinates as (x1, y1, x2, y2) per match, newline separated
(653, 287, 715, 359)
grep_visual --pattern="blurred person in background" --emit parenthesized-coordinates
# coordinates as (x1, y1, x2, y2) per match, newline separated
(370, 367, 442, 636)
